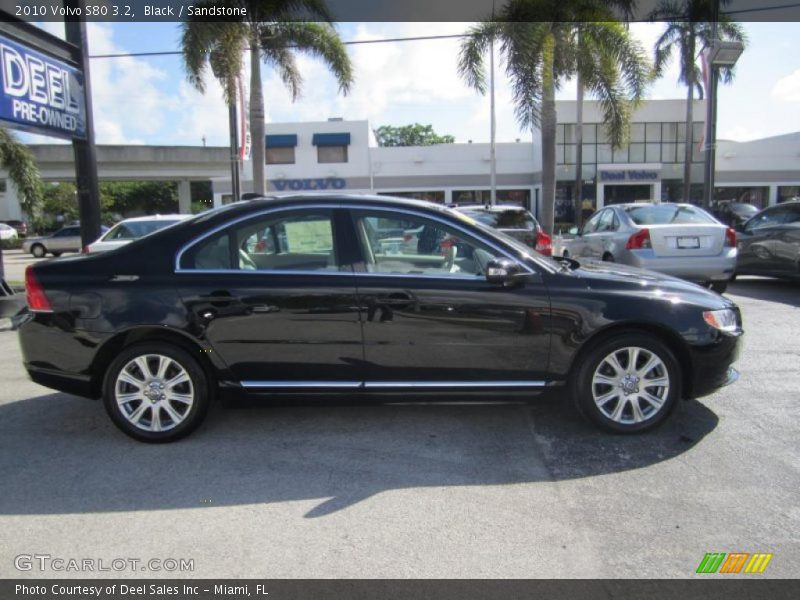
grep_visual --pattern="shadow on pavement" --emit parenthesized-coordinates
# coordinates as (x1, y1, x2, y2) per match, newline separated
(0, 392, 718, 518)
(728, 277, 800, 308)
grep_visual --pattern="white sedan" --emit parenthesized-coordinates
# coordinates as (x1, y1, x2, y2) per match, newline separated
(86, 214, 192, 253)
(0, 222, 19, 241)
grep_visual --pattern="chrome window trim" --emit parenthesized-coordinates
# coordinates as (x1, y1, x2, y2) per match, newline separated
(240, 380, 548, 389)
(174, 202, 536, 277)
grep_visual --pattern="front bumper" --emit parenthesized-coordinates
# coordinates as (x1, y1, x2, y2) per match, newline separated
(686, 331, 742, 399)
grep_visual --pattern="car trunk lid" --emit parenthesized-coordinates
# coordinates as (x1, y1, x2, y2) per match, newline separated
(646, 224, 726, 257)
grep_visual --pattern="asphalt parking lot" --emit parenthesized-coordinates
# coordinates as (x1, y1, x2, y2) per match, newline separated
(0, 277, 797, 578)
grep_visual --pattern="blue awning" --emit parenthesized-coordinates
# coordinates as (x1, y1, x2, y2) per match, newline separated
(265, 134, 298, 148)
(312, 132, 351, 146)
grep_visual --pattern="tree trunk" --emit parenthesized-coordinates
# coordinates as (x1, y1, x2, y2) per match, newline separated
(683, 81, 694, 203)
(540, 37, 557, 235)
(574, 73, 584, 227)
(250, 26, 266, 196)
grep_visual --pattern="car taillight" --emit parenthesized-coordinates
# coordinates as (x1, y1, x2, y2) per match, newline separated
(626, 228, 652, 250)
(403, 234, 412, 242)
(535, 231, 552, 256)
(725, 227, 736, 247)
(25, 265, 52, 312)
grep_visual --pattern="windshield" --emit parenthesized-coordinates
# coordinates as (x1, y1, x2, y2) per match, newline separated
(460, 209, 537, 230)
(105, 219, 183, 241)
(625, 204, 716, 225)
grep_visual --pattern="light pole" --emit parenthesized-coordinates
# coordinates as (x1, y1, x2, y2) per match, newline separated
(702, 29, 744, 210)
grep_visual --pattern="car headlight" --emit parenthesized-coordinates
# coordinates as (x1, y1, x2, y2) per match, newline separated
(703, 309, 739, 333)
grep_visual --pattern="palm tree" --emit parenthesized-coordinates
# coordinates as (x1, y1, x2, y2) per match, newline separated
(651, 0, 746, 204)
(0, 126, 42, 280)
(459, 1, 651, 234)
(572, 1, 639, 227)
(182, 1, 354, 196)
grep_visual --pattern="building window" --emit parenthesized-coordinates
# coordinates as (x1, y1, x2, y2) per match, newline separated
(645, 143, 661, 163)
(629, 143, 645, 163)
(266, 146, 295, 165)
(612, 146, 629, 163)
(646, 123, 662, 142)
(317, 145, 348, 164)
(582, 143, 596, 163)
(630, 123, 645, 143)
(0, 179, 6, 194)
(597, 144, 613, 163)
(583, 124, 597, 143)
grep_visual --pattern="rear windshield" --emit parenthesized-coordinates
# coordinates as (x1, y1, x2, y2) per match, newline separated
(625, 205, 716, 225)
(105, 219, 183, 241)
(730, 203, 758, 214)
(460, 209, 537, 230)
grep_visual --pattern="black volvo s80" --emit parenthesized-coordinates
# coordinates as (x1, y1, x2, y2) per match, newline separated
(18, 195, 743, 442)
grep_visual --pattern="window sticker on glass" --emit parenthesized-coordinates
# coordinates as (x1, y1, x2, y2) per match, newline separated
(283, 220, 333, 253)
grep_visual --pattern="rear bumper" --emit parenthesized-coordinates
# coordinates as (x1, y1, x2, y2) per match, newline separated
(624, 248, 737, 282)
(26, 365, 95, 398)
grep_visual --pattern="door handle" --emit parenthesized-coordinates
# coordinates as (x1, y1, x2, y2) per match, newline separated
(376, 293, 414, 308)
(198, 291, 236, 306)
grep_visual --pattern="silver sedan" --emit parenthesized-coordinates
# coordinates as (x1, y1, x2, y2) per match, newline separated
(555, 203, 737, 293)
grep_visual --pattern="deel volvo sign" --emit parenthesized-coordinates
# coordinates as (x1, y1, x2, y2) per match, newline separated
(0, 34, 86, 140)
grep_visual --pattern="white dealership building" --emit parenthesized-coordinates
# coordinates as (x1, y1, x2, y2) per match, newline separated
(2, 99, 799, 222)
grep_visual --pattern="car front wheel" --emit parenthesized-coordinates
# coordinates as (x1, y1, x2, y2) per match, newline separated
(102, 343, 211, 443)
(572, 333, 680, 433)
(31, 244, 45, 258)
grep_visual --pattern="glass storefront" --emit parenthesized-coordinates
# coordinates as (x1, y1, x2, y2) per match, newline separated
(662, 180, 704, 204)
(778, 186, 800, 203)
(714, 186, 770, 209)
(452, 189, 531, 208)
(381, 191, 445, 203)
(604, 184, 653, 205)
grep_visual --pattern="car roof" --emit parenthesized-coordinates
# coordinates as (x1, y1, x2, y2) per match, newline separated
(456, 204, 529, 213)
(113, 214, 192, 223)
(613, 202, 702, 210)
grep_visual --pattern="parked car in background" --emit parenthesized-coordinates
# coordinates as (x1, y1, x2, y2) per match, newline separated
(713, 201, 759, 228)
(18, 194, 742, 442)
(455, 204, 553, 256)
(22, 225, 109, 258)
(0, 222, 18, 241)
(735, 200, 800, 280)
(0, 219, 28, 237)
(555, 203, 737, 293)
(86, 214, 192, 253)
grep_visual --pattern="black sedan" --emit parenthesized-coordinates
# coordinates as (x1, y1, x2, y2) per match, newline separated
(18, 195, 743, 442)
(736, 200, 800, 280)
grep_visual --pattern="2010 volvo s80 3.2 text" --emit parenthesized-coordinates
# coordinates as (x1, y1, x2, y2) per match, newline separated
(18, 195, 743, 442)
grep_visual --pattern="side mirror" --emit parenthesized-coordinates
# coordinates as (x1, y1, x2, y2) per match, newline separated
(568, 226, 580, 236)
(486, 257, 523, 286)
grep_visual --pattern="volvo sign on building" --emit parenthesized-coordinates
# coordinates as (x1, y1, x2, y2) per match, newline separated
(0, 34, 87, 139)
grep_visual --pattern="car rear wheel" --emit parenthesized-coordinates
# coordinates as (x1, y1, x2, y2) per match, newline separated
(31, 244, 45, 258)
(602, 252, 614, 262)
(51, 251, 62, 257)
(572, 333, 680, 433)
(102, 343, 211, 443)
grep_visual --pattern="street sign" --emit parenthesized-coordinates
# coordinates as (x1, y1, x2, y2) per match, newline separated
(0, 33, 87, 139)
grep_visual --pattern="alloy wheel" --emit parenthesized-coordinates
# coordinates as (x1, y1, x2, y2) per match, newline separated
(591, 346, 670, 425)
(114, 354, 195, 433)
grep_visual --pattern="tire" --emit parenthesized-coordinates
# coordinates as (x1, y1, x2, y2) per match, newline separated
(562, 250, 570, 258)
(102, 342, 212, 443)
(602, 253, 614, 263)
(51, 251, 62, 257)
(31, 244, 45, 258)
(709, 280, 728, 294)
(572, 333, 680, 434)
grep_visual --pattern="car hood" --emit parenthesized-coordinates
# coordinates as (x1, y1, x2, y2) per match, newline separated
(564, 259, 735, 309)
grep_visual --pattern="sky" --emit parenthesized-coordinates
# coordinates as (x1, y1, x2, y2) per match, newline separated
(21, 20, 800, 147)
